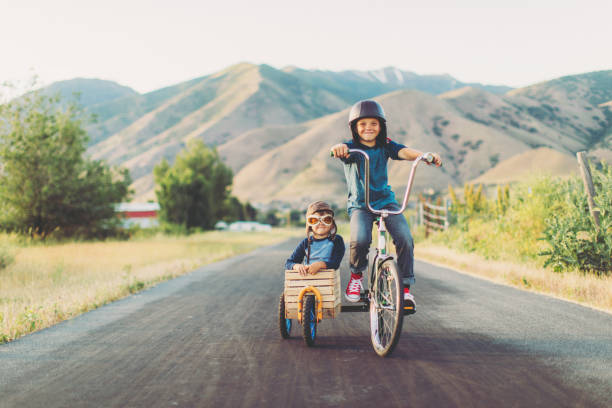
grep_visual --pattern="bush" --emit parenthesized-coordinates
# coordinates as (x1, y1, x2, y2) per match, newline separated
(432, 165, 611, 275)
(539, 161, 611, 274)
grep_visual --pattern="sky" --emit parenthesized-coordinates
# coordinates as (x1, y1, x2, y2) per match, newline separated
(1, 0, 611, 94)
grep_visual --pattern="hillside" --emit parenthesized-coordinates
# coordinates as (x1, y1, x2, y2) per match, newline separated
(231, 72, 612, 207)
(78, 63, 518, 201)
(35, 65, 611, 205)
(43, 78, 138, 108)
(232, 90, 529, 207)
(471, 147, 578, 184)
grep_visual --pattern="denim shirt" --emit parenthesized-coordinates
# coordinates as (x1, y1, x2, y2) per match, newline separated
(341, 139, 405, 216)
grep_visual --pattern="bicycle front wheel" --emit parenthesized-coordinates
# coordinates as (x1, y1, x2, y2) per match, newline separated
(302, 294, 317, 346)
(369, 259, 404, 357)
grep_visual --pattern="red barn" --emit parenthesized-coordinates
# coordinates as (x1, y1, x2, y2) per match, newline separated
(115, 203, 161, 228)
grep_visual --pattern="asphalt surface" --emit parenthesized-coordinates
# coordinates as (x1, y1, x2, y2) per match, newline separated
(1, 238, 611, 408)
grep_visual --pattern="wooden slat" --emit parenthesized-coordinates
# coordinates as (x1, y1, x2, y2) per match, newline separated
(285, 270, 338, 280)
(423, 202, 446, 211)
(424, 219, 445, 230)
(286, 301, 337, 310)
(285, 279, 337, 287)
(286, 295, 337, 303)
(285, 309, 334, 319)
(285, 286, 335, 296)
(423, 212, 447, 221)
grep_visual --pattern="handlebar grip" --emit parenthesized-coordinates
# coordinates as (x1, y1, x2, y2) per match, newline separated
(423, 152, 434, 164)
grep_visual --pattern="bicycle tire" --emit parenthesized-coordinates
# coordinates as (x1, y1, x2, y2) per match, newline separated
(302, 294, 317, 347)
(369, 259, 403, 357)
(278, 294, 292, 339)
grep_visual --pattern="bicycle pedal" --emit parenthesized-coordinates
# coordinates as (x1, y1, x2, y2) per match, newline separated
(403, 306, 416, 315)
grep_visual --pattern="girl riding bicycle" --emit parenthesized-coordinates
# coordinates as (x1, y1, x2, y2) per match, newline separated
(331, 100, 442, 311)
(285, 201, 345, 276)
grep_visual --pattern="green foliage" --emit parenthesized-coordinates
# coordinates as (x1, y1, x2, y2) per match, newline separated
(435, 167, 611, 275)
(0, 89, 132, 238)
(495, 185, 510, 215)
(19, 307, 43, 332)
(539, 161, 612, 274)
(258, 209, 280, 226)
(0, 244, 15, 269)
(154, 140, 246, 230)
(448, 183, 489, 226)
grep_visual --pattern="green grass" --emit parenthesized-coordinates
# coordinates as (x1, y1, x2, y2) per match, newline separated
(0, 228, 301, 343)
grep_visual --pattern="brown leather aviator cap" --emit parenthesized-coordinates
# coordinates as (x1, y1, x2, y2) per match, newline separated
(306, 201, 334, 218)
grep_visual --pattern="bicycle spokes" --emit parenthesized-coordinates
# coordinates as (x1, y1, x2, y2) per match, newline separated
(369, 261, 403, 356)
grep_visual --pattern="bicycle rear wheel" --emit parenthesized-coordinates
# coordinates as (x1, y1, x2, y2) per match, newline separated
(369, 259, 403, 357)
(279, 294, 292, 339)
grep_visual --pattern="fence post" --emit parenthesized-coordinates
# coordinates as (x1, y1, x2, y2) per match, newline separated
(419, 201, 424, 227)
(576, 152, 600, 231)
(444, 198, 451, 230)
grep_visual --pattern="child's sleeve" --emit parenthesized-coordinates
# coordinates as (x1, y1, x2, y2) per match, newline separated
(325, 235, 345, 270)
(386, 139, 407, 160)
(285, 238, 308, 270)
(339, 141, 358, 164)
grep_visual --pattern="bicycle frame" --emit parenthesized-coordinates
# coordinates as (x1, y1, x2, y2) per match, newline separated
(346, 148, 434, 282)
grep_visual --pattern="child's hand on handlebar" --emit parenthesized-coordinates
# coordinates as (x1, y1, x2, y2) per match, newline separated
(428, 152, 443, 167)
(330, 143, 349, 159)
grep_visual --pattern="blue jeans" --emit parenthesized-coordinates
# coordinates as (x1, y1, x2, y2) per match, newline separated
(349, 204, 415, 286)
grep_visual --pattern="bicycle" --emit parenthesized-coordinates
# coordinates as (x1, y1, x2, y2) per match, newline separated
(338, 148, 435, 356)
(279, 149, 434, 356)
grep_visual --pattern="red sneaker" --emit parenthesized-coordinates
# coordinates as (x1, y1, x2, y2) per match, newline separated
(404, 287, 416, 314)
(345, 273, 363, 302)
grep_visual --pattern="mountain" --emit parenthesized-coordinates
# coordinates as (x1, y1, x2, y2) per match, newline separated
(86, 63, 351, 196)
(230, 71, 612, 207)
(77, 63, 515, 200)
(43, 78, 138, 108)
(35, 65, 611, 205)
(231, 89, 528, 207)
(282, 66, 512, 100)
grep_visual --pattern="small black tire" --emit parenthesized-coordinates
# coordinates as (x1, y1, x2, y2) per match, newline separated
(302, 294, 317, 347)
(279, 294, 292, 339)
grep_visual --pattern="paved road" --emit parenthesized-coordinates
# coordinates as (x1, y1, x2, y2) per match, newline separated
(1, 238, 611, 408)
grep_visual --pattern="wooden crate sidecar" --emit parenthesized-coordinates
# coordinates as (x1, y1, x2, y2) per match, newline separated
(284, 269, 341, 319)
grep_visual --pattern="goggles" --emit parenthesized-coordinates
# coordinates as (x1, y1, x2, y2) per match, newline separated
(307, 214, 334, 226)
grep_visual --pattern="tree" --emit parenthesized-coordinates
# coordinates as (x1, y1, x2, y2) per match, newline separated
(244, 202, 257, 221)
(154, 140, 234, 230)
(0, 90, 132, 238)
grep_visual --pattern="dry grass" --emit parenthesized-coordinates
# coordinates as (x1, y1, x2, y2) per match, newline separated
(0, 229, 300, 343)
(415, 244, 612, 314)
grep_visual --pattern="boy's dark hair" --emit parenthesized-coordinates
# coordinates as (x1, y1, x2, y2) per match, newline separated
(348, 99, 388, 147)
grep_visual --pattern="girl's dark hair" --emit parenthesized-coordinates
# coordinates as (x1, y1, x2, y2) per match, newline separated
(350, 119, 388, 147)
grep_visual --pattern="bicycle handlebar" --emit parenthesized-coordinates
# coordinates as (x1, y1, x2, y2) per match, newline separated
(331, 148, 435, 216)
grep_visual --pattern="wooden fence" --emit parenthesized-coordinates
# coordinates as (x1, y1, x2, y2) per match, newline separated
(418, 199, 450, 237)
